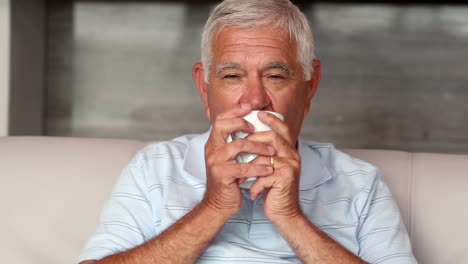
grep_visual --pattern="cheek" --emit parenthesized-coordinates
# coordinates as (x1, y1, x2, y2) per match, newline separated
(275, 88, 309, 123)
(273, 86, 306, 109)
(206, 86, 242, 116)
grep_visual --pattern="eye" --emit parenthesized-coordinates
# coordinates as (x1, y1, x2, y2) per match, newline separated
(270, 75, 284, 79)
(224, 74, 240, 79)
(268, 74, 286, 80)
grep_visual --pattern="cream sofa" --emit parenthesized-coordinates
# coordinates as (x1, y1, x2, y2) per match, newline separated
(1, 136, 467, 264)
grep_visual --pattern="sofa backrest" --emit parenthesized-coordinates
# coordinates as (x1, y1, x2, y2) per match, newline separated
(344, 149, 468, 264)
(1, 136, 467, 263)
(0, 136, 147, 264)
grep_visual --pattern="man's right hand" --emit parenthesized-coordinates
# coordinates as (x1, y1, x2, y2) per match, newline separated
(201, 104, 276, 217)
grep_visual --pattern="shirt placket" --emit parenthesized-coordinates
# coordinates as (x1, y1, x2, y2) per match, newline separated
(248, 196, 275, 239)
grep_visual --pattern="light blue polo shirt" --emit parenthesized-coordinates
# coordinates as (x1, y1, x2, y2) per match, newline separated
(78, 131, 417, 263)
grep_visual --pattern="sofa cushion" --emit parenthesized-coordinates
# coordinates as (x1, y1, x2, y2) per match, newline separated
(411, 153, 468, 264)
(0, 136, 146, 264)
(2, 136, 468, 264)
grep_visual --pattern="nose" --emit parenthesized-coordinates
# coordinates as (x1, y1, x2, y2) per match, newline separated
(239, 76, 271, 110)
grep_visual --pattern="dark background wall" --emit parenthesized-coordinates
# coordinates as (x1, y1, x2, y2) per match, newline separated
(8, 0, 45, 135)
(44, 0, 468, 153)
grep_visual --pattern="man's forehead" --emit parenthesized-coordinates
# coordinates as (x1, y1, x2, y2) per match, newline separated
(217, 24, 289, 37)
(213, 28, 296, 56)
(223, 25, 283, 36)
(214, 26, 294, 49)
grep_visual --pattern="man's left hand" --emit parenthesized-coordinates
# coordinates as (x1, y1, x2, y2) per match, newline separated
(247, 111, 302, 223)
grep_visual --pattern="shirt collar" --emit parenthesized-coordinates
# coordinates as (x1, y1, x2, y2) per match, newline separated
(183, 131, 332, 190)
(297, 138, 333, 191)
(183, 130, 210, 184)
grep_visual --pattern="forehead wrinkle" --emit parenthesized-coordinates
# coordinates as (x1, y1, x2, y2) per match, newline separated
(222, 43, 283, 50)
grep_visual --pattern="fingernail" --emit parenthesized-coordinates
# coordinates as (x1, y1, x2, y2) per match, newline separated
(241, 103, 250, 109)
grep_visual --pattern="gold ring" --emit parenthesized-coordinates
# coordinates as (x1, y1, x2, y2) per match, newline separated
(270, 156, 275, 170)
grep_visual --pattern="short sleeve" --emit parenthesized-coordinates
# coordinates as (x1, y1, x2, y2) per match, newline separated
(356, 170, 418, 264)
(78, 155, 157, 262)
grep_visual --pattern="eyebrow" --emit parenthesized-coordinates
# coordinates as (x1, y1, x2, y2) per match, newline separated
(215, 61, 293, 77)
(263, 62, 293, 75)
(216, 63, 241, 76)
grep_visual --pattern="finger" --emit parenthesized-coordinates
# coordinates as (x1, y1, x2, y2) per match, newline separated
(248, 156, 292, 200)
(213, 138, 275, 163)
(257, 111, 294, 145)
(210, 117, 255, 145)
(249, 173, 276, 201)
(246, 131, 298, 159)
(218, 103, 252, 120)
(229, 139, 276, 159)
(212, 163, 273, 181)
(250, 155, 272, 166)
(237, 178, 247, 185)
(209, 104, 254, 145)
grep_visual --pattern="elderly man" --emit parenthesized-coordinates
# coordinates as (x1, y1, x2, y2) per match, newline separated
(79, 0, 416, 263)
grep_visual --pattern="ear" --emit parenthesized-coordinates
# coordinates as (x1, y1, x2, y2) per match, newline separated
(192, 62, 211, 120)
(304, 59, 321, 114)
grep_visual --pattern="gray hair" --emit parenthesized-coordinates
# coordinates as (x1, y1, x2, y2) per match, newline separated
(201, 0, 316, 82)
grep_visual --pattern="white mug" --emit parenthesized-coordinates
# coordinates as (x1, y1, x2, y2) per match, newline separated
(226, 110, 284, 189)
